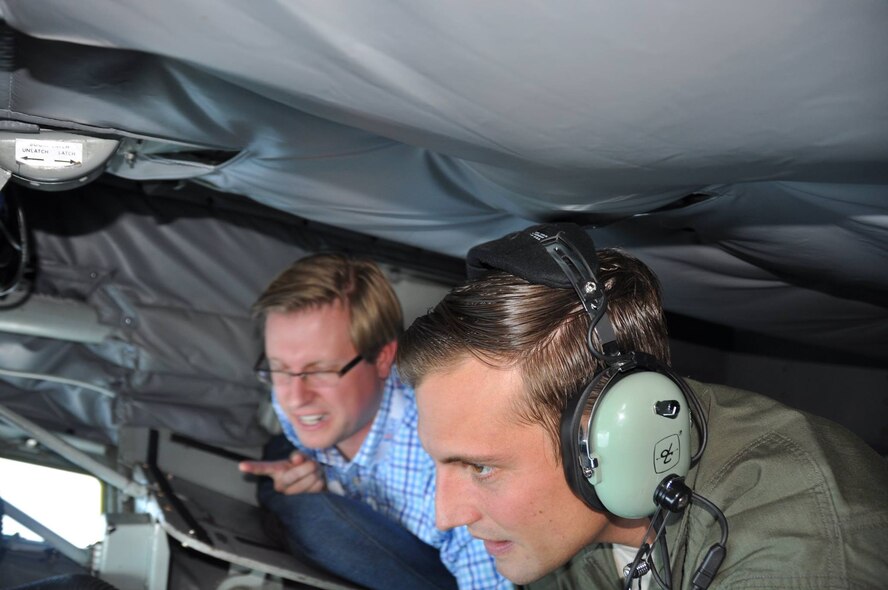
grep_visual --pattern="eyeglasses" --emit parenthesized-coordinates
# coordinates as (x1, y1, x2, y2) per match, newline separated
(254, 354, 364, 389)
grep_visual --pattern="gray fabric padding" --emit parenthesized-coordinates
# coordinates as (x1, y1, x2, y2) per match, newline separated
(0, 2, 885, 448)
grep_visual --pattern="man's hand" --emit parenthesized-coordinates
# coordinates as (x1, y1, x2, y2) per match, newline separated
(239, 451, 326, 495)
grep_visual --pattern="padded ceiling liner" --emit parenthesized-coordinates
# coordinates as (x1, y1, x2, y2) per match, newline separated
(0, 2, 885, 447)
(0, 0, 885, 352)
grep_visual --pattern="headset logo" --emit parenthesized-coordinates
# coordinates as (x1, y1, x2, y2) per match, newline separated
(654, 434, 681, 473)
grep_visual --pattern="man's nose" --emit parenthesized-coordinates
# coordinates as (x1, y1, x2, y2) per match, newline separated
(435, 467, 481, 531)
(277, 377, 314, 407)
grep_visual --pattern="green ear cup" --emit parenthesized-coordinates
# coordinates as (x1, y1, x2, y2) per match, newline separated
(584, 370, 692, 518)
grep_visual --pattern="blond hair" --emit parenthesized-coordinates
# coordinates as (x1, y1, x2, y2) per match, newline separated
(254, 253, 403, 361)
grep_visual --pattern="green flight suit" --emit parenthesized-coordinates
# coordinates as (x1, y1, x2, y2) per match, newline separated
(524, 380, 888, 589)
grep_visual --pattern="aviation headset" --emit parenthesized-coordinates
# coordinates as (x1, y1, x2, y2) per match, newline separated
(467, 223, 726, 589)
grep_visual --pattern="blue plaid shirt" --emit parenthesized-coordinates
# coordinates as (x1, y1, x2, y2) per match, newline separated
(272, 366, 511, 590)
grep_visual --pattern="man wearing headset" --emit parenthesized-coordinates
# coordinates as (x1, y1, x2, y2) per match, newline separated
(397, 223, 888, 589)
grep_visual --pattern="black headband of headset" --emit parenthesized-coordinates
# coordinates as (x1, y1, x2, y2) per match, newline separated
(466, 222, 600, 287)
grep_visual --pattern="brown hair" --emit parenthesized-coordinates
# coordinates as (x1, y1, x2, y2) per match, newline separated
(254, 253, 403, 361)
(398, 248, 669, 451)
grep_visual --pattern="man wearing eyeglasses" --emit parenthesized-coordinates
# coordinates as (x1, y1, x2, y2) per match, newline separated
(239, 253, 507, 590)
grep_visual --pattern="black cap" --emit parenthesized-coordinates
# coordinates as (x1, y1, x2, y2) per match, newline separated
(466, 222, 598, 288)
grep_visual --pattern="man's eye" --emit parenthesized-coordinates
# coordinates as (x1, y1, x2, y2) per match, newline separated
(469, 463, 493, 477)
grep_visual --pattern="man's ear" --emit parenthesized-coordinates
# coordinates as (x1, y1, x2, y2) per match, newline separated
(374, 340, 398, 378)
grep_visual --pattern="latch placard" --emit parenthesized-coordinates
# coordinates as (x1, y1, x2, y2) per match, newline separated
(15, 139, 83, 168)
